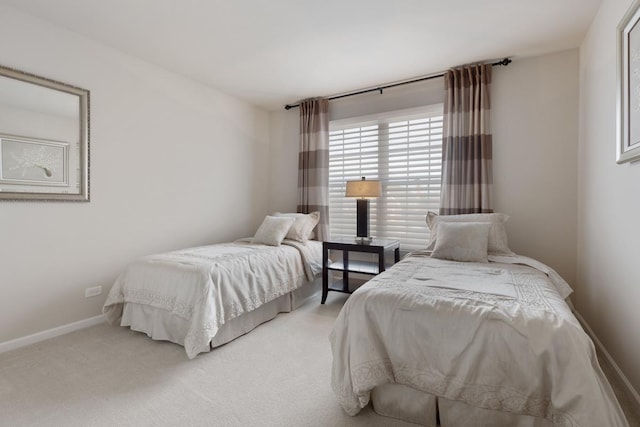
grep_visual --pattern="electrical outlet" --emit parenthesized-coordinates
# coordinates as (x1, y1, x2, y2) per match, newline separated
(85, 285, 102, 298)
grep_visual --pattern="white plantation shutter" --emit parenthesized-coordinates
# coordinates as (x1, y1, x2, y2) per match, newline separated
(329, 105, 443, 250)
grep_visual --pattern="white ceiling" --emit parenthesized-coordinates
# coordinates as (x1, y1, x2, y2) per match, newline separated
(1, 0, 601, 111)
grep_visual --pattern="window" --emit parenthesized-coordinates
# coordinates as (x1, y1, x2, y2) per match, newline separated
(329, 105, 443, 250)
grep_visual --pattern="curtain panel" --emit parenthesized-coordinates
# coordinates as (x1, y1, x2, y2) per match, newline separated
(440, 64, 493, 215)
(297, 98, 330, 240)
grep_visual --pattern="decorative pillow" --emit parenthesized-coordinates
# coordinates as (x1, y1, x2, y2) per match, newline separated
(251, 216, 296, 246)
(431, 222, 491, 262)
(426, 211, 513, 255)
(274, 211, 320, 242)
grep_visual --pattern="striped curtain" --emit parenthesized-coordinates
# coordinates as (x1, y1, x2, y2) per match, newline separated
(298, 98, 330, 240)
(440, 64, 493, 215)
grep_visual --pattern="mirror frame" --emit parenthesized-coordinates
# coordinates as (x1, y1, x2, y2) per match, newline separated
(0, 65, 89, 201)
(617, 0, 640, 164)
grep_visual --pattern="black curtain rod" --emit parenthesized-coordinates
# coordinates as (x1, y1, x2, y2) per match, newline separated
(284, 57, 512, 110)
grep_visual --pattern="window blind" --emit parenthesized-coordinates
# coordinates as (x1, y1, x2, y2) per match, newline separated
(329, 105, 443, 250)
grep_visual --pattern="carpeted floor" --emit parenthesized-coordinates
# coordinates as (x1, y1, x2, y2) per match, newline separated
(1, 293, 638, 427)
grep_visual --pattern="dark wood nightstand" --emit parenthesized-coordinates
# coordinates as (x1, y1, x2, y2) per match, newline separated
(321, 237, 400, 304)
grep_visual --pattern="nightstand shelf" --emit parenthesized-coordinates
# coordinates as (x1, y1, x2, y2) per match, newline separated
(321, 237, 400, 304)
(326, 260, 381, 275)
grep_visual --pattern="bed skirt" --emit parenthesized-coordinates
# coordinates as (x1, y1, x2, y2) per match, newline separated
(120, 277, 320, 352)
(371, 383, 554, 427)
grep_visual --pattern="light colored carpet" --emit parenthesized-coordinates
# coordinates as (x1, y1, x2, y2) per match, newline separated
(0, 294, 414, 427)
(1, 293, 638, 427)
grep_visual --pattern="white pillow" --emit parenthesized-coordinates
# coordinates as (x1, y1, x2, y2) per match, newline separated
(431, 222, 491, 262)
(426, 211, 513, 255)
(251, 216, 295, 246)
(274, 211, 320, 243)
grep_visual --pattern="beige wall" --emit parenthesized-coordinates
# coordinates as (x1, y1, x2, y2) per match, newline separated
(0, 5, 271, 343)
(269, 50, 579, 286)
(579, 0, 640, 394)
(492, 50, 579, 286)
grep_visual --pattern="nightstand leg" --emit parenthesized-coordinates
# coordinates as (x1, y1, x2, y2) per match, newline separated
(322, 244, 328, 304)
(342, 250, 349, 292)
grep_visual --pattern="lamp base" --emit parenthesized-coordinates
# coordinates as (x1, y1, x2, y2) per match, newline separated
(356, 198, 370, 239)
(354, 236, 373, 245)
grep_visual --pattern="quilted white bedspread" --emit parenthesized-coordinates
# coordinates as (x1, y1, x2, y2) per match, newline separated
(330, 253, 628, 427)
(103, 239, 321, 358)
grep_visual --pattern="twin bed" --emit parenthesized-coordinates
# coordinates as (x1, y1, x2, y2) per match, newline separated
(330, 213, 629, 426)
(103, 212, 322, 359)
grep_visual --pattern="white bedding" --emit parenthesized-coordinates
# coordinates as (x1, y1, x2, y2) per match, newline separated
(104, 239, 321, 358)
(330, 253, 628, 427)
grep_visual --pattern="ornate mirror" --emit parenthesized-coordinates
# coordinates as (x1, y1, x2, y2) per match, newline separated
(0, 65, 89, 201)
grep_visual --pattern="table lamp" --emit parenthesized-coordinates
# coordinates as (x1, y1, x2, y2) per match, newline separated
(345, 176, 382, 243)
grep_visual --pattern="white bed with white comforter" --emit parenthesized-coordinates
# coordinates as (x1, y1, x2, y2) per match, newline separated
(104, 237, 322, 358)
(330, 251, 628, 426)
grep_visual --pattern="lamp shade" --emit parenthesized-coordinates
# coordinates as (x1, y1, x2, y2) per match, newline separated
(345, 177, 381, 198)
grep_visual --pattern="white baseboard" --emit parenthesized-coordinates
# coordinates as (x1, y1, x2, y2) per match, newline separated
(574, 310, 640, 407)
(0, 314, 106, 354)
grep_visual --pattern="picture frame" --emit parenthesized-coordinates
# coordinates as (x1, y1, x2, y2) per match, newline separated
(617, 0, 640, 164)
(0, 134, 69, 187)
(0, 65, 89, 201)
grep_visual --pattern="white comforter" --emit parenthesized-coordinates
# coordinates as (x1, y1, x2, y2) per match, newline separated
(330, 253, 628, 427)
(104, 239, 321, 358)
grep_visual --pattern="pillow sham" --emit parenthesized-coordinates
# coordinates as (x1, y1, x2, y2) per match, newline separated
(426, 211, 513, 255)
(274, 211, 320, 242)
(431, 222, 491, 262)
(251, 216, 296, 246)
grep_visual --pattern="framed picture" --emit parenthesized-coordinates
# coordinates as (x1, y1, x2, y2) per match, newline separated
(0, 65, 89, 201)
(617, 0, 640, 164)
(0, 135, 69, 186)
